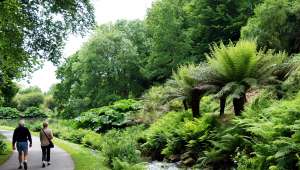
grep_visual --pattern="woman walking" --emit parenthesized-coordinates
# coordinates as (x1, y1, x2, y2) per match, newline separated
(40, 121, 54, 168)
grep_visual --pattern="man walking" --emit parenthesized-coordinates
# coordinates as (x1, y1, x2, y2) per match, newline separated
(12, 120, 32, 170)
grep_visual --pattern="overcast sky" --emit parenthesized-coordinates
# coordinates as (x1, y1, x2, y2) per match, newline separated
(19, 0, 154, 92)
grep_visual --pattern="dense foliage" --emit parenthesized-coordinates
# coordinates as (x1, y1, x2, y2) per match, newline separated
(0, 135, 7, 155)
(0, 0, 95, 98)
(144, 0, 260, 82)
(14, 91, 44, 111)
(75, 99, 141, 132)
(0, 107, 20, 119)
(2, 0, 300, 169)
(23, 107, 47, 118)
(138, 91, 300, 169)
(242, 0, 300, 54)
(54, 21, 149, 116)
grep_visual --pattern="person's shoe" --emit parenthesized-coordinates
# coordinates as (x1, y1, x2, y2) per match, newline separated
(47, 162, 51, 166)
(42, 162, 46, 168)
(23, 162, 27, 170)
(18, 165, 22, 169)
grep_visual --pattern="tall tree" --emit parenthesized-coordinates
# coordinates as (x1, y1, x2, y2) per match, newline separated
(242, 0, 300, 54)
(186, 0, 260, 56)
(144, 0, 260, 83)
(54, 21, 150, 117)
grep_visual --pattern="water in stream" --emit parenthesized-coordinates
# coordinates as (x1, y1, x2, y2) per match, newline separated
(147, 161, 186, 170)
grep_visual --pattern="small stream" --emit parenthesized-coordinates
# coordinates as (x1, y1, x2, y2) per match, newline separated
(147, 161, 187, 170)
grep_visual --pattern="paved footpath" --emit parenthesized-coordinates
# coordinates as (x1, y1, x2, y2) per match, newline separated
(0, 130, 74, 170)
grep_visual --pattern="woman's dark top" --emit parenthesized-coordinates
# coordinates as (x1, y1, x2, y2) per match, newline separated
(12, 126, 32, 145)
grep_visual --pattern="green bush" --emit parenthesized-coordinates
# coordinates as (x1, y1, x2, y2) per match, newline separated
(14, 92, 44, 111)
(75, 99, 141, 132)
(0, 107, 21, 119)
(141, 111, 192, 160)
(57, 128, 87, 144)
(26, 121, 43, 132)
(162, 113, 219, 157)
(112, 158, 145, 170)
(0, 135, 7, 154)
(191, 91, 300, 169)
(44, 95, 56, 110)
(81, 131, 102, 150)
(23, 107, 47, 118)
(142, 86, 171, 114)
(112, 99, 142, 112)
(101, 126, 145, 167)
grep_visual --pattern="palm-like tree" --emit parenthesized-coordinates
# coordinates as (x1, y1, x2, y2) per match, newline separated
(193, 40, 291, 116)
(163, 64, 199, 112)
(164, 40, 298, 117)
(163, 63, 221, 117)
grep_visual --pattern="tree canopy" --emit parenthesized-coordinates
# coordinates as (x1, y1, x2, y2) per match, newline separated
(242, 0, 300, 54)
(54, 20, 150, 117)
(0, 0, 95, 81)
(144, 0, 260, 83)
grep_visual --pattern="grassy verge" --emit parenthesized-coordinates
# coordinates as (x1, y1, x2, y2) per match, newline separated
(0, 125, 109, 170)
(0, 137, 13, 166)
(0, 126, 14, 130)
(53, 138, 109, 170)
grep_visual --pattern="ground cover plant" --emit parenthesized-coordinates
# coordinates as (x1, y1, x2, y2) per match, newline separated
(0, 134, 12, 166)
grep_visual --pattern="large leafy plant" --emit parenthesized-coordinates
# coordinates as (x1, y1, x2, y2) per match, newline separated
(0, 107, 21, 119)
(75, 99, 141, 132)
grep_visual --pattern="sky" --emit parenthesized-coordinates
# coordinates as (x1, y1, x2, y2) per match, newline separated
(19, 0, 154, 92)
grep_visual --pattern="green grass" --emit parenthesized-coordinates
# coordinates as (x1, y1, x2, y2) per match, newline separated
(0, 140, 12, 166)
(0, 126, 14, 130)
(53, 138, 109, 170)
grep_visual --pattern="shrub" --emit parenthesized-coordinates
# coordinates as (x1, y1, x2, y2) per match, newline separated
(200, 96, 219, 113)
(81, 131, 102, 150)
(14, 92, 44, 111)
(282, 67, 300, 97)
(162, 113, 219, 157)
(101, 126, 145, 167)
(0, 135, 8, 154)
(142, 86, 170, 114)
(23, 107, 47, 118)
(0, 107, 21, 119)
(57, 128, 87, 144)
(112, 99, 142, 112)
(141, 111, 192, 160)
(26, 121, 43, 132)
(44, 95, 56, 110)
(193, 91, 300, 169)
(112, 158, 145, 170)
(75, 99, 141, 132)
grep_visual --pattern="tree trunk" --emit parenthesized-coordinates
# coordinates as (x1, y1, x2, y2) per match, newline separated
(220, 96, 226, 117)
(191, 90, 201, 117)
(233, 93, 246, 116)
(183, 99, 188, 110)
(276, 85, 284, 99)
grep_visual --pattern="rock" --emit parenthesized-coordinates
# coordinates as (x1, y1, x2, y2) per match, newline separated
(180, 151, 192, 160)
(169, 154, 180, 162)
(182, 158, 195, 166)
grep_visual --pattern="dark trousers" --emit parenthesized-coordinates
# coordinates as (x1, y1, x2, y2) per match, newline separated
(41, 146, 51, 162)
